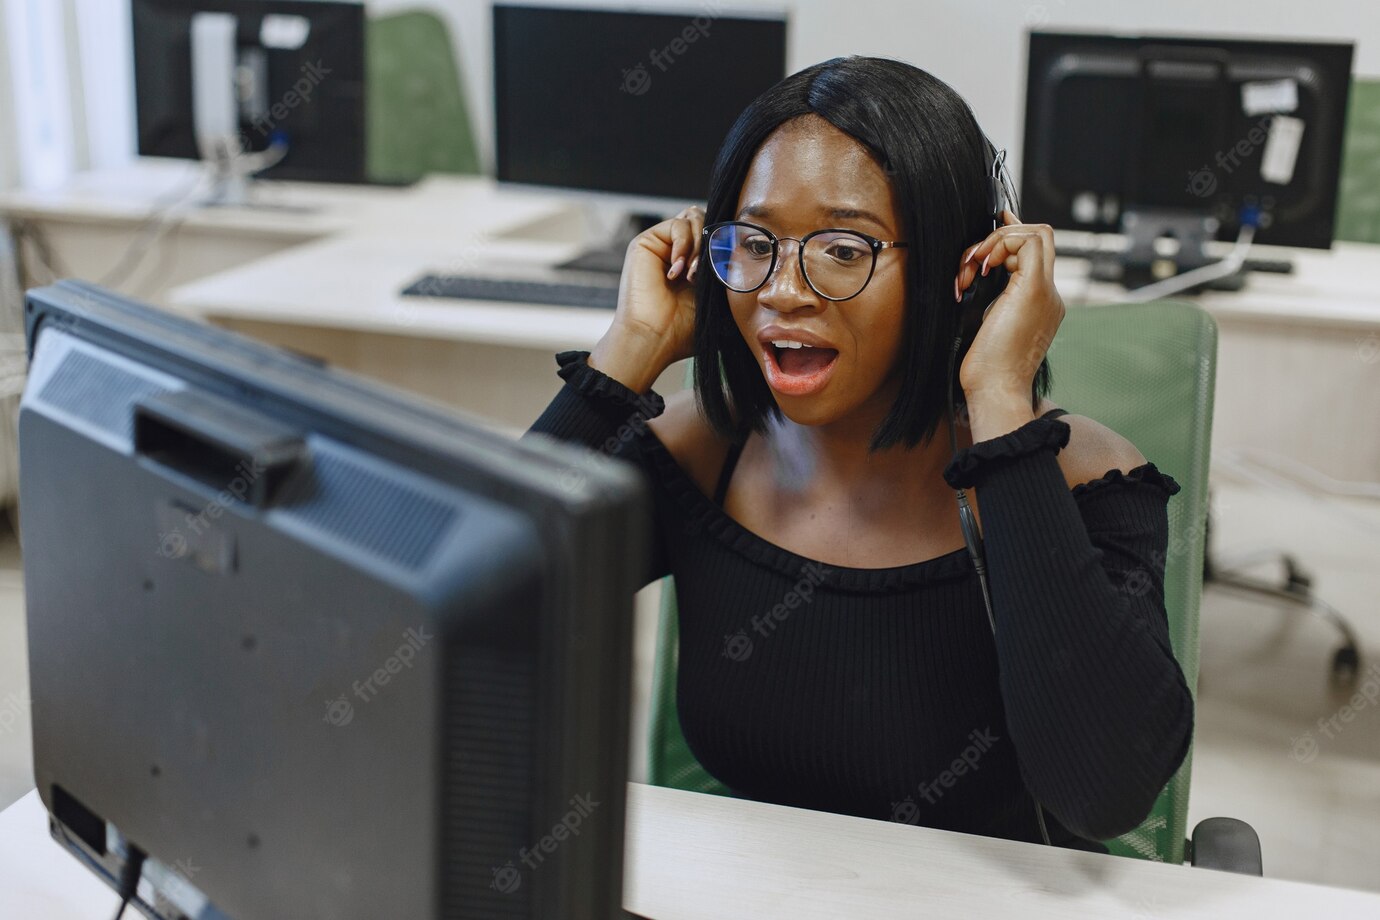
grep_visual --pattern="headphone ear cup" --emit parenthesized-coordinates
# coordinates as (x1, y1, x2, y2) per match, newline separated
(957, 265, 1011, 351)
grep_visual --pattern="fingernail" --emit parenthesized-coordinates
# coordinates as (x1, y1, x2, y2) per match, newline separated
(980, 254, 990, 277)
(689, 256, 699, 280)
(954, 278, 961, 302)
(667, 257, 685, 279)
(964, 247, 976, 264)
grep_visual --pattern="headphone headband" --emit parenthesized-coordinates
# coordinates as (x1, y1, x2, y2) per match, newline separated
(989, 143, 1008, 230)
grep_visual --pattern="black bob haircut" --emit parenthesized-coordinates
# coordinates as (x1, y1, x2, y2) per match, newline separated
(692, 56, 1053, 452)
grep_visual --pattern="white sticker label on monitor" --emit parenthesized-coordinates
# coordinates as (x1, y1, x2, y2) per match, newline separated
(1260, 115, 1305, 185)
(260, 14, 311, 50)
(1242, 78, 1299, 116)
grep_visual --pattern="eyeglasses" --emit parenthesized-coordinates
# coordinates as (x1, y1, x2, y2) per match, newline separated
(701, 220, 909, 302)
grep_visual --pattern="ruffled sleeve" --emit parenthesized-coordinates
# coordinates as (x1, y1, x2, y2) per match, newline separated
(937, 414, 1194, 844)
(942, 416, 1073, 490)
(523, 350, 671, 586)
(551, 349, 666, 428)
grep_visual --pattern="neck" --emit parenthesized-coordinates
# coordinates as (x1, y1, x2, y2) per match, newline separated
(767, 382, 976, 499)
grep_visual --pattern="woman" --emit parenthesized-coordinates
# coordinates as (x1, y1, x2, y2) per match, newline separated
(526, 56, 1193, 851)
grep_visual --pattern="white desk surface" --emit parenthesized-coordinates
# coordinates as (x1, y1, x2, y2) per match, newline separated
(0, 158, 576, 243)
(10, 160, 1378, 341)
(171, 234, 620, 353)
(3, 784, 1379, 919)
(169, 228, 1380, 355)
(1055, 236, 1380, 331)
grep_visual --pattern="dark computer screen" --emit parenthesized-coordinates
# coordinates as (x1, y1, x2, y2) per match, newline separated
(21, 281, 648, 919)
(1021, 32, 1354, 249)
(132, 0, 366, 183)
(493, 3, 788, 200)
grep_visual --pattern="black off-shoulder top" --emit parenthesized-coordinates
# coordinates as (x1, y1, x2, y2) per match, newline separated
(524, 350, 1193, 851)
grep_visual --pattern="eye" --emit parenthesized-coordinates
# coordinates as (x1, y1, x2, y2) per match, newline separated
(742, 235, 774, 258)
(824, 239, 869, 263)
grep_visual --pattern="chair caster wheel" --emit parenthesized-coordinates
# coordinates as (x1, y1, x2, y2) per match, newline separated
(1330, 645, 1360, 689)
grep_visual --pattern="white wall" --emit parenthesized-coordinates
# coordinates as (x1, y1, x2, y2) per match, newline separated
(397, 0, 1374, 179)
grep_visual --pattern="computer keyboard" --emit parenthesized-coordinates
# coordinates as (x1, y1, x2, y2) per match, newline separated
(400, 274, 621, 310)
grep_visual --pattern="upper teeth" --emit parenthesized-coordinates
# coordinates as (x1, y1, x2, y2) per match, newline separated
(771, 339, 812, 349)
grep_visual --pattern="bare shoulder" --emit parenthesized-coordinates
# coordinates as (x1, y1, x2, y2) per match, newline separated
(1035, 399, 1148, 490)
(646, 388, 733, 499)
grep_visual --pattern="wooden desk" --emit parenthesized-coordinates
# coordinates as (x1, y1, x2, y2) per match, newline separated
(3, 784, 1379, 919)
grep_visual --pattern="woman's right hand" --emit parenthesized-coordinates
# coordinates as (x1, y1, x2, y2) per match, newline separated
(590, 206, 705, 391)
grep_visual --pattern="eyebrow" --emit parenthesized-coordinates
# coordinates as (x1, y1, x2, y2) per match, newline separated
(736, 203, 891, 230)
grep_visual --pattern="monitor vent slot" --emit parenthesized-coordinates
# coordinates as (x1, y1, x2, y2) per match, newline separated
(38, 350, 167, 441)
(279, 449, 457, 570)
(441, 644, 536, 919)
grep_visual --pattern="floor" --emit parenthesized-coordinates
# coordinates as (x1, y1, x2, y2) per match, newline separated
(0, 465, 1377, 896)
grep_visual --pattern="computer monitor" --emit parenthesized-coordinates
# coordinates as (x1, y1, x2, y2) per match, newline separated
(492, 1, 788, 267)
(1020, 32, 1354, 255)
(20, 281, 648, 919)
(132, 0, 367, 185)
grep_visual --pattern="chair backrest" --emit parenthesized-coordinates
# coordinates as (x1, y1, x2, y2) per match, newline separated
(647, 359, 732, 797)
(1336, 78, 1380, 245)
(648, 301, 1218, 864)
(365, 11, 481, 183)
(1043, 301, 1216, 863)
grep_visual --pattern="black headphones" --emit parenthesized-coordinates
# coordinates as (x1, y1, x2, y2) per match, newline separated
(956, 140, 1014, 352)
(944, 136, 1053, 846)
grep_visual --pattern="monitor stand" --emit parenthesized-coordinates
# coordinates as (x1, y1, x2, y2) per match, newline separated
(1087, 208, 1292, 293)
(556, 210, 667, 276)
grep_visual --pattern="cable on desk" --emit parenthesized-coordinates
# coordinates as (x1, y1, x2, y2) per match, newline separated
(111, 842, 148, 920)
(98, 167, 206, 290)
(1119, 217, 1257, 303)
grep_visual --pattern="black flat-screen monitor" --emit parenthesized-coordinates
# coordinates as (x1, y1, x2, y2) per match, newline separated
(1021, 31, 1354, 249)
(132, 0, 367, 183)
(20, 280, 647, 919)
(493, 2, 789, 202)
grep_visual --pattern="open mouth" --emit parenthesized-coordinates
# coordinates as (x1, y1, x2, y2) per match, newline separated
(763, 343, 840, 396)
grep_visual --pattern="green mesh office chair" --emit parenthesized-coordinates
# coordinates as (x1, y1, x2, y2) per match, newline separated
(1336, 78, 1380, 245)
(648, 300, 1260, 869)
(365, 11, 481, 183)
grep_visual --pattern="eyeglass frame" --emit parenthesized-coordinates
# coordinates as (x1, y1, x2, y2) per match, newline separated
(700, 220, 910, 302)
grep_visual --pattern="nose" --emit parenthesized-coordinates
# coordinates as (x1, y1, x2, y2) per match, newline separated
(757, 238, 819, 312)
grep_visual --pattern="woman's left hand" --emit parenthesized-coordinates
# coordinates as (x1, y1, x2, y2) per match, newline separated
(954, 210, 1065, 400)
